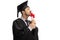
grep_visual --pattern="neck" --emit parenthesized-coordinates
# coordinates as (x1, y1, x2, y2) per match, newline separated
(22, 15, 28, 20)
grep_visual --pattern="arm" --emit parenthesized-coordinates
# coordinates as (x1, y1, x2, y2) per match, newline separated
(32, 27, 39, 40)
(12, 21, 32, 39)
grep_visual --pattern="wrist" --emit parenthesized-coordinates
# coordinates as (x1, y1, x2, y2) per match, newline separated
(28, 26, 33, 31)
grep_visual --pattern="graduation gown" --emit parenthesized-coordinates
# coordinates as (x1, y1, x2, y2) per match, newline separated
(12, 18, 38, 40)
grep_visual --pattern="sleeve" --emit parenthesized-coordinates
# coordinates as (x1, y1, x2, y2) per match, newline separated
(32, 27, 39, 40)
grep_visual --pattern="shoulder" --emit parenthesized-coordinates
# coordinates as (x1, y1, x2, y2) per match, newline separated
(13, 18, 22, 23)
(13, 18, 21, 22)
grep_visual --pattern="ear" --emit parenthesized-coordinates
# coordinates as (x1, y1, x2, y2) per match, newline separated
(22, 11, 25, 14)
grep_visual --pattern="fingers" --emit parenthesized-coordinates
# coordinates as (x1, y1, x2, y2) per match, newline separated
(31, 19, 36, 24)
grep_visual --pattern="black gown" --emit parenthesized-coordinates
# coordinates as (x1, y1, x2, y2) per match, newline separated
(12, 18, 39, 40)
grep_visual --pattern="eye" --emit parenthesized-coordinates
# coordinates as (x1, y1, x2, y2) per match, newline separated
(27, 8, 29, 10)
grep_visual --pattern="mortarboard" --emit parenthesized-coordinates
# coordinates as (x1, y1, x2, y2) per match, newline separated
(17, 1, 28, 17)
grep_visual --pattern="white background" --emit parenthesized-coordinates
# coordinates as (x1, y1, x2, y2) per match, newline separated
(0, 0, 60, 40)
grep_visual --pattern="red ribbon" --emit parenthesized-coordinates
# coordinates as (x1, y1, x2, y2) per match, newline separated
(30, 11, 35, 18)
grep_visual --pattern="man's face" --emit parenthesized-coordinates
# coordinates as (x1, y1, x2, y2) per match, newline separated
(24, 7, 31, 16)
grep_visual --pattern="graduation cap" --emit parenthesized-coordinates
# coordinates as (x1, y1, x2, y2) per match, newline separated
(17, 1, 29, 17)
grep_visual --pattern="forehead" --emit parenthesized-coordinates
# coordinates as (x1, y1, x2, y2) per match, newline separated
(25, 6, 30, 10)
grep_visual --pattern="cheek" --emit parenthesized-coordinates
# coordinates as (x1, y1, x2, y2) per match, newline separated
(26, 10, 30, 14)
(28, 10, 30, 14)
(28, 11, 30, 13)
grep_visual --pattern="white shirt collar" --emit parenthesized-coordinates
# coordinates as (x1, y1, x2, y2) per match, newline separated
(21, 16, 28, 26)
(21, 16, 26, 22)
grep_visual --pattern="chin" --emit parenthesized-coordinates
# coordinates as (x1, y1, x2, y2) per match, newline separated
(27, 14, 30, 16)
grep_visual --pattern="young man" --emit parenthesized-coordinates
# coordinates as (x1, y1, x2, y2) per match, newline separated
(12, 1, 38, 40)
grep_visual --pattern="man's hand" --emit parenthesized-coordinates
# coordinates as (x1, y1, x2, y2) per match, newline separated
(29, 19, 36, 29)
